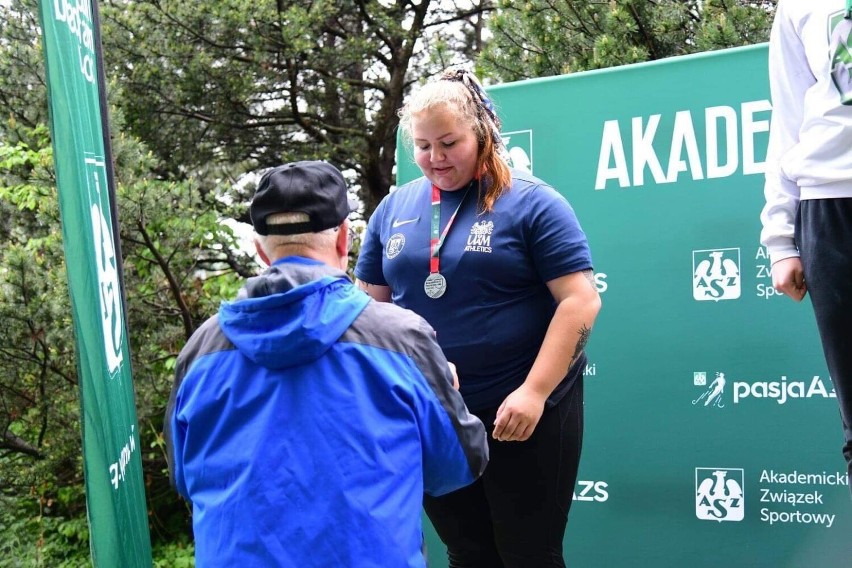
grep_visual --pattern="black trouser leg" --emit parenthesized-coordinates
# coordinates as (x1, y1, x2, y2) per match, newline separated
(424, 380, 584, 568)
(796, 198, 852, 488)
(423, 475, 504, 568)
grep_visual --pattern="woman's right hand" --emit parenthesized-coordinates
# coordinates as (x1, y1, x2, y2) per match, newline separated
(447, 362, 459, 390)
(771, 257, 807, 302)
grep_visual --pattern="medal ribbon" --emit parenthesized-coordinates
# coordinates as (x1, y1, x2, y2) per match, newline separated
(429, 183, 471, 274)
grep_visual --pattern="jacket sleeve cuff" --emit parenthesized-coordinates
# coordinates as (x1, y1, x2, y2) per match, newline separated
(769, 246, 800, 266)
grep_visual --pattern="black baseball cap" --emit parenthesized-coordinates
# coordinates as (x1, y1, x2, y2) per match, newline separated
(250, 161, 350, 235)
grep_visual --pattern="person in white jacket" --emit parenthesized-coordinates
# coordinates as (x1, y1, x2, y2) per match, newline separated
(761, 0, 852, 491)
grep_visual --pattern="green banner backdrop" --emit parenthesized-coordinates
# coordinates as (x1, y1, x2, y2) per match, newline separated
(400, 44, 850, 567)
(37, 0, 152, 565)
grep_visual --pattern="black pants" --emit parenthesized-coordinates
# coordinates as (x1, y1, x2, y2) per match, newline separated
(796, 198, 852, 485)
(423, 379, 584, 568)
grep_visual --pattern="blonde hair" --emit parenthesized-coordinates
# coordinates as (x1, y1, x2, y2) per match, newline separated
(398, 70, 512, 213)
(256, 212, 338, 259)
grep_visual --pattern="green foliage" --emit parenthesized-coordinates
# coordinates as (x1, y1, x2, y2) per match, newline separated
(152, 536, 195, 567)
(696, 0, 775, 53)
(0, 120, 98, 561)
(479, 0, 775, 82)
(0, 0, 51, 134)
(0, 2, 253, 560)
(0, 490, 90, 567)
(100, 0, 492, 214)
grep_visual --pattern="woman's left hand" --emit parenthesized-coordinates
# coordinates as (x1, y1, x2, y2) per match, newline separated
(492, 385, 547, 442)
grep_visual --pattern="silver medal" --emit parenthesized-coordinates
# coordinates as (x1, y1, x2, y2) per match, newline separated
(424, 272, 447, 299)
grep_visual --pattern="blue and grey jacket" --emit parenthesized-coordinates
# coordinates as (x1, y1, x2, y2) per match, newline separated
(165, 256, 488, 568)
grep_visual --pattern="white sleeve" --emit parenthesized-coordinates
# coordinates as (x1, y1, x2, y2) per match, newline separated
(759, 2, 813, 265)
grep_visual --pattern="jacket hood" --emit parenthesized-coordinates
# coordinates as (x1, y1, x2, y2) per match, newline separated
(218, 257, 369, 369)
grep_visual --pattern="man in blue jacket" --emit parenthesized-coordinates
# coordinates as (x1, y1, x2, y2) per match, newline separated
(165, 160, 489, 567)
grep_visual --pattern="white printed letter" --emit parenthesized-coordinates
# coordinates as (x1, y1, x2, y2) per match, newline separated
(632, 115, 666, 187)
(595, 120, 630, 190)
(706, 106, 739, 179)
(742, 100, 771, 175)
(666, 110, 704, 183)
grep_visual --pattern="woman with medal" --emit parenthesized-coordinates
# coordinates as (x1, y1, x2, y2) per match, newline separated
(355, 68, 601, 568)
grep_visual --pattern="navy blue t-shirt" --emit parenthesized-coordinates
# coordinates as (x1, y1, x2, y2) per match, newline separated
(355, 171, 593, 411)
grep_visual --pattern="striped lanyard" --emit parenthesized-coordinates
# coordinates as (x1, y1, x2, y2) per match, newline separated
(429, 183, 471, 275)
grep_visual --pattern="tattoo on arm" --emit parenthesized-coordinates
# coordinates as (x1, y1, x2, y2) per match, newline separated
(582, 269, 596, 291)
(572, 323, 592, 361)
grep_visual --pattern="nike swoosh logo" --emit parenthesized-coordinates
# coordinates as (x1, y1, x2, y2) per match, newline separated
(392, 218, 419, 228)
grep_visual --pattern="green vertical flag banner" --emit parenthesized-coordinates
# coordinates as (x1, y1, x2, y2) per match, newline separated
(36, 0, 152, 565)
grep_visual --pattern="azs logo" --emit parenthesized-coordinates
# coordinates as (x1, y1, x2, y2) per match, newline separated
(573, 480, 609, 502)
(695, 468, 744, 522)
(693, 248, 741, 301)
(502, 130, 533, 174)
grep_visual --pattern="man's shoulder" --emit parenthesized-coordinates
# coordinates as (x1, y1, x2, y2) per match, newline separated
(342, 300, 435, 354)
(357, 299, 433, 336)
(176, 314, 234, 376)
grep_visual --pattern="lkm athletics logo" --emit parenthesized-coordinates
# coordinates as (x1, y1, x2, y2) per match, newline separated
(465, 220, 494, 253)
